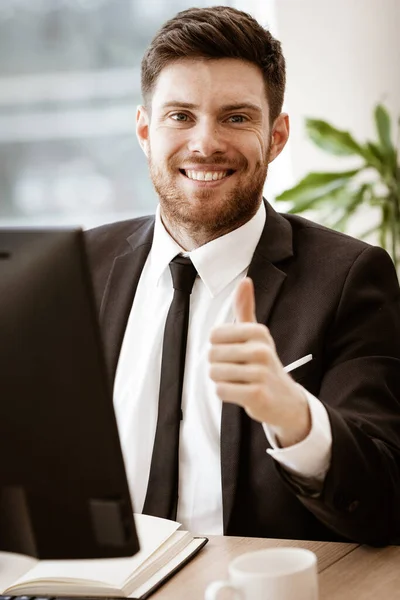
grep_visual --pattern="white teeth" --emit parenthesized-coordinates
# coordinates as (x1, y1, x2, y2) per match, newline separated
(184, 170, 229, 181)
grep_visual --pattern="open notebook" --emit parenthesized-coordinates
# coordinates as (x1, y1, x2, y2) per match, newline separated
(0, 514, 208, 600)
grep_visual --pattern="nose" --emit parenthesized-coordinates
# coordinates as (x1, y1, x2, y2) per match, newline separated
(187, 119, 228, 156)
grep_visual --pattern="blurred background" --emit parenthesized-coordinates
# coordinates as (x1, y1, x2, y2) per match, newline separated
(0, 0, 398, 229)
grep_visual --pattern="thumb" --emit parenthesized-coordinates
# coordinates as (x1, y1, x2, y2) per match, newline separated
(235, 277, 257, 323)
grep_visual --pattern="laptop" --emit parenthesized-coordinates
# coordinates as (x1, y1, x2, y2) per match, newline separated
(0, 228, 138, 560)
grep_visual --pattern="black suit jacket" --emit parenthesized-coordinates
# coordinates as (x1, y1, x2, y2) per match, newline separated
(85, 201, 400, 545)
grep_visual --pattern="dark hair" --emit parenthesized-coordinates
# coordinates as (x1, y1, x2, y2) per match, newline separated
(141, 6, 286, 124)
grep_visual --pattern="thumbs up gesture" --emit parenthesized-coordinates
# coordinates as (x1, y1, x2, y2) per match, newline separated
(209, 277, 311, 447)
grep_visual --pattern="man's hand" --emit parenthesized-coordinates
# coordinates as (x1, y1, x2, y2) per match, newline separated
(208, 277, 311, 447)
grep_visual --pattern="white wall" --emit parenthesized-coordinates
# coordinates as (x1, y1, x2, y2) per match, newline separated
(275, 0, 400, 183)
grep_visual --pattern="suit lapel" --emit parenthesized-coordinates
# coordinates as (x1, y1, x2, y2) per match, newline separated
(100, 219, 155, 386)
(221, 200, 293, 533)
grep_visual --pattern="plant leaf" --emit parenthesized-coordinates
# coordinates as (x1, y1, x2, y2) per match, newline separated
(374, 104, 398, 175)
(318, 189, 356, 231)
(305, 119, 364, 157)
(285, 190, 346, 214)
(387, 193, 400, 269)
(365, 141, 385, 163)
(389, 200, 398, 266)
(275, 169, 360, 206)
(380, 202, 390, 250)
(375, 104, 394, 155)
(360, 141, 387, 174)
(329, 184, 371, 230)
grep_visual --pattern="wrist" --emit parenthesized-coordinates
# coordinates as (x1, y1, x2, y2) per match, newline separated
(274, 387, 311, 448)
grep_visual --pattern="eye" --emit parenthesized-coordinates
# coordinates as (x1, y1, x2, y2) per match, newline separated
(227, 115, 247, 123)
(170, 113, 190, 122)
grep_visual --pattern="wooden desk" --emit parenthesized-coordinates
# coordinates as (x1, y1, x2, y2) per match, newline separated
(319, 544, 400, 599)
(153, 536, 400, 599)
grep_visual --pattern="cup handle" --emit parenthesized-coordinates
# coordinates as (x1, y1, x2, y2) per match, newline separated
(204, 580, 243, 600)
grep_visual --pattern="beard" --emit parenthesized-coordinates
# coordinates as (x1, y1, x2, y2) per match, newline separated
(148, 143, 271, 245)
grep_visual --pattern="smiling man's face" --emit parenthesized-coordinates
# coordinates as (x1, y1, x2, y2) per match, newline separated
(136, 57, 289, 248)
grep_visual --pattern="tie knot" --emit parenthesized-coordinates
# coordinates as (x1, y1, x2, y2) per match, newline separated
(169, 255, 197, 294)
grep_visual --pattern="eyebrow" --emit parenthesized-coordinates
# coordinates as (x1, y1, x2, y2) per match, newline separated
(160, 101, 262, 114)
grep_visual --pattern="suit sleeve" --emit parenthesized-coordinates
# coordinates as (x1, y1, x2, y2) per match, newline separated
(277, 245, 400, 545)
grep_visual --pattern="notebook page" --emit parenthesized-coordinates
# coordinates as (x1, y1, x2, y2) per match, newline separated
(0, 551, 37, 592)
(10, 514, 180, 589)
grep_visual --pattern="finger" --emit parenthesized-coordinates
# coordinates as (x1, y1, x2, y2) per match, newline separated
(235, 277, 257, 323)
(209, 341, 274, 365)
(210, 323, 269, 345)
(214, 381, 263, 409)
(209, 362, 267, 383)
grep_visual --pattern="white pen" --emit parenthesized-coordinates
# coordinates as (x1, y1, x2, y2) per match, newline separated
(284, 354, 313, 373)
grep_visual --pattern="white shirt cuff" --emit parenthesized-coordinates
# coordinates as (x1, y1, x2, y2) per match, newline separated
(262, 387, 332, 482)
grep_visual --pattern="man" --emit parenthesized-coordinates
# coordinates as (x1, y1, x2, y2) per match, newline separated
(86, 6, 400, 545)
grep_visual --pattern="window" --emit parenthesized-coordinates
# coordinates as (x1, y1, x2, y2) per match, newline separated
(0, 0, 280, 227)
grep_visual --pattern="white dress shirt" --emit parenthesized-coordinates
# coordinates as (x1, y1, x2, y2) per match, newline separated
(114, 201, 332, 534)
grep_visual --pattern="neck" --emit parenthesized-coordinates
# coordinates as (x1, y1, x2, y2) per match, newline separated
(160, 208, 260, 251)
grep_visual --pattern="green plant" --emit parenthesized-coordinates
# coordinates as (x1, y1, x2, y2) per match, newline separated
(275, 104, 400, 270)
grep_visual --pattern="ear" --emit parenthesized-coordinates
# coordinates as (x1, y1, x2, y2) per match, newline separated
(268, 113, 290, 163)
(136, 105, 150, 158)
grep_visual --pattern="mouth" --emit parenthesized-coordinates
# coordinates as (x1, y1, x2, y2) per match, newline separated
(179, 168, 235, 182)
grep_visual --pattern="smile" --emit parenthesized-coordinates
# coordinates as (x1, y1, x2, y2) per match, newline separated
(180, 169, 235, 181)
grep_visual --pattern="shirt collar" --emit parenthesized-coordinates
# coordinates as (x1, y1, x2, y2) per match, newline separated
(150, 206, 186, 283)
(150, 201, 266, 297)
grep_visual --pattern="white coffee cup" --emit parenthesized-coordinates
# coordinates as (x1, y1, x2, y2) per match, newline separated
(204, 547, 318, 600)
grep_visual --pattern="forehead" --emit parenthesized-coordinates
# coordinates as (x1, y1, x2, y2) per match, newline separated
(150, 57, 269, 113)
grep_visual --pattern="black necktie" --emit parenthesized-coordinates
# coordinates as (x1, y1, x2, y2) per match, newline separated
(143, 255, 197, 520)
